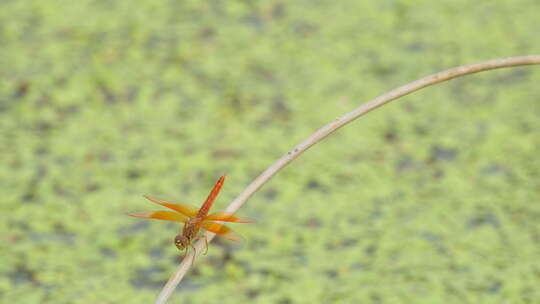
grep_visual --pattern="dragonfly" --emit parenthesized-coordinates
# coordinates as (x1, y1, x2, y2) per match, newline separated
(128, 174, 254, 257)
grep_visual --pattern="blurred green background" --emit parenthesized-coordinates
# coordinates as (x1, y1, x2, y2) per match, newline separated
(2, 0, 540, 303)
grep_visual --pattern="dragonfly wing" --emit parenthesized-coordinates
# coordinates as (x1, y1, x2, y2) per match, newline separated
(204, 212, 255, 223)
(200, 221, 242, 242)
(143, 196, 198, 217)
(127, 210, 189, 223)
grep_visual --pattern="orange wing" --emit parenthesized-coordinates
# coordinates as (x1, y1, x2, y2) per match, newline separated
(127, 211, 189, 223)
(200, 221, 242, 242)
(204, 213, 255, 223)
(143, 196, 199, 217)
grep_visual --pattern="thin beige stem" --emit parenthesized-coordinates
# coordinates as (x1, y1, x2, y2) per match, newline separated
(155, 55, 540, 304)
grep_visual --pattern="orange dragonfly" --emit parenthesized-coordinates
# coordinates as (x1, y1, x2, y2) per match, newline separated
(128, 174, 253, 256)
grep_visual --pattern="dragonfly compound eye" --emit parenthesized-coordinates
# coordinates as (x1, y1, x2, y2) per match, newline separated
(174, 235, 188, 250)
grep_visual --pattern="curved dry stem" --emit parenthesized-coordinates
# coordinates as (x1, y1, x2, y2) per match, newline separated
(155, 55, 540, 304)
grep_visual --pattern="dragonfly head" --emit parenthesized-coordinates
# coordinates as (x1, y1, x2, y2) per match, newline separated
(174, 234, 190, 250)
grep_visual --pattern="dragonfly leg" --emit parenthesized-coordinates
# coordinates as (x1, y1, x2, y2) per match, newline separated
(189, 243, 197, 266)
(193, 235, 209, 255)
(201, 235, 209, 255)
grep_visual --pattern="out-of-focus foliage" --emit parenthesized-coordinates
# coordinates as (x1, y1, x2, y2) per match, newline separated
(1, 0, 539, 303)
